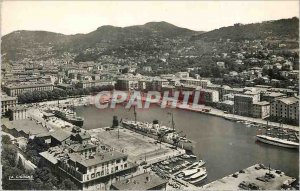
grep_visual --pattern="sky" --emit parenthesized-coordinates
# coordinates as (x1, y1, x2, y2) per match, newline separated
(1, 1, 299, 35)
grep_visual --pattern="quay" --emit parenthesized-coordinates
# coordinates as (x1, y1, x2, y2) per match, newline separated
(201, 164, 296, 190)
(175, 103, 299, 132)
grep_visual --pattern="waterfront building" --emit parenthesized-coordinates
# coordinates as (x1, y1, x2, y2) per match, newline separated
(252, 101, 270, 119)
(116, 78, 139, 90)
(39, 148, 137, 190)
(110, 172, 168, 190)
(1, 94, 17, 116)
(270, 97, 299, 125)
(199, 89, 220, 106)
(3, 82, 54, 96)
(8, 106, 28, 121)
(261, 92, 286, 103)
(234, 94, 259, 117)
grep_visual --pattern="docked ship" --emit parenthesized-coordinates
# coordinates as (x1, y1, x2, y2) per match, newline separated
(48, 108, 84, 127)
(256, 127, 299, 149)
(256, 135, 299, 149)
(120, 107, 195, 151)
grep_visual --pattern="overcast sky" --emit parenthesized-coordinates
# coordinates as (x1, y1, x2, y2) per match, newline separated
(1, 1, 299, 35)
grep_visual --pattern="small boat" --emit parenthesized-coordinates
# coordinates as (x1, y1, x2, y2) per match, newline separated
(182, 168, 198, 177)
(190, 172, 207, 184)
(181, 154, 190, 159)
(196, 160, 205, 167)
(189, 154, 197, 159)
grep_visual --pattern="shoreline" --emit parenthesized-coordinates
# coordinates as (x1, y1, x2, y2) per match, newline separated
(29, 95, 299, 132)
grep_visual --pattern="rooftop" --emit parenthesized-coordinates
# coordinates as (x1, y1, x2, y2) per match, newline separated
(2, 118, 48, 135)
(69, 151, 127, 167)
(111, 172, 168, 190)
(276, 97, 299, 105)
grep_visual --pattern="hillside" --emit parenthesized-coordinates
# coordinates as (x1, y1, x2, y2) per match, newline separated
(192, 17, 299, 42)
(1, 21, 201, 61)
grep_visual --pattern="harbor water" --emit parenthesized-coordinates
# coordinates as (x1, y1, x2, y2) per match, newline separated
(76, 105, 299, 184)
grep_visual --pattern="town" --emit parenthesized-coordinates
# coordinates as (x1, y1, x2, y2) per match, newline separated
(1, 3, 299, 190)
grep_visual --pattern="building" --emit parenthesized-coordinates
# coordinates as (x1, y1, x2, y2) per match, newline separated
(1, 94, 17, 116)
(270, 97, 299, 125)
(180, 79, 211, 89)
(8, 106, 28, 121)
(3, 82, 54, 96)
(175, 72, 189, 79)
(234, 94, 259, 117)
(252, 101, 270, 119)
(110, 172, 168, 190)
(142, 66, 152, 72)
(116, 78, 139, 90)
(77, 80, 115, 89)
(261, 92, 285, 103)
(39, 149, 137, 190)
(199, 89, 219, 106)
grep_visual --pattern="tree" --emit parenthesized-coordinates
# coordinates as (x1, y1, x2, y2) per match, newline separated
(59, 178, 79, 190)
(26, 137, 49, 166)
(2, 135, 12, 145)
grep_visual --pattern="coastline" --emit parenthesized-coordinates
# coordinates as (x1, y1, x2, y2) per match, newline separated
(29, 95, 299, 132)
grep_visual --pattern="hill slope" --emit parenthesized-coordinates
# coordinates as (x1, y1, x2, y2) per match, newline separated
(192, 17, 299, 42)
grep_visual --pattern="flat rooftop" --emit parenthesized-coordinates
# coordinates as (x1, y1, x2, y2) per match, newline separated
(202, 164, 296, 190)
(2, 118, 49, 135)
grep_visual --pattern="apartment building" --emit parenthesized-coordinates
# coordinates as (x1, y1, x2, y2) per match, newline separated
(3, 82, 54, 96)
(270, 97, 299, 125)
(252, 101, 270, 119)
(1, 94, 17, 116)
(234, 94, 259, 117)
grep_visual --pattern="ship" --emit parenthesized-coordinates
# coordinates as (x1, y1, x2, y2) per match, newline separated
(50, 108, 84, 127)
(189, 168, 207, 184)
(120, 106, 195, 152)
(256, 134, 299, 149)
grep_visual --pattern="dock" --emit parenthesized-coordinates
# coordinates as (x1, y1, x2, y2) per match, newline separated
(201, 164, 296, 190)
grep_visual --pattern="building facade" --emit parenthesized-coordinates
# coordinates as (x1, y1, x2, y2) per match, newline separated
(270, 97, 299, 125)
(4, 82, 54, 96)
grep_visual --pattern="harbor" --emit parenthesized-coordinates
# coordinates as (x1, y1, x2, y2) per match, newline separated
(75, 104, 299, 184)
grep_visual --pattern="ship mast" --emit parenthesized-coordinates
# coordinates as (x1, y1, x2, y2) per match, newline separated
(133, 105, 137, 123)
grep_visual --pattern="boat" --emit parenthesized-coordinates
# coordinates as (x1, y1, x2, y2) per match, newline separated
(191, 160, 206, 168)
(46, 108, 84, 127)
(189, 172, 207, 184)
(121, 109, 195, 151)
(189, 154, 197, 159)
(182, 168, 198, 178)
(256, 135, 299, 149)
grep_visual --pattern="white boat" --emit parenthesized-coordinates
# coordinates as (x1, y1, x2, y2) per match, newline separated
(190, 173, 207, 184)
(189, 154, 197, 158)
(182, 168, 198, 177)
(190, 167, 206, 180)
(256, 135, 299, 149)
(197, 160, 206, 167)
(191, 160, 205, 168)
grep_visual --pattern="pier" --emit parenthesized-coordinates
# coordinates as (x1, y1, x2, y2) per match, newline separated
(201, 164, 296, 190)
